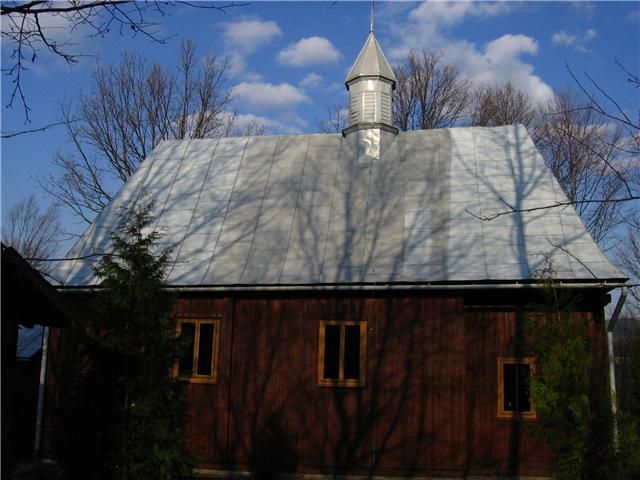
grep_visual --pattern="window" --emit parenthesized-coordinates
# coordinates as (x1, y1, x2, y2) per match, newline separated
(497, 357, 536, 419)
(174, 318, 220, 384)
(318, 320, 367, 387)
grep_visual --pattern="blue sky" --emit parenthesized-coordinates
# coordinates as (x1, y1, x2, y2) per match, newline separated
(1, 1, 639, 245)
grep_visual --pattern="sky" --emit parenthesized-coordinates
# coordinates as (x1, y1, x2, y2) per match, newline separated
(1, 0, 639, 249)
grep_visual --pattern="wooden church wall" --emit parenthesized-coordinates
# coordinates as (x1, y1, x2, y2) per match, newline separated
(42, 290, 610, 478)
(172, 291, 608, 477)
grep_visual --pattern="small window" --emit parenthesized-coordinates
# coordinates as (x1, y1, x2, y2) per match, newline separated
(318, 321, 367, 387)
(174, 319, 220, 384)
(497, 357, 536, 419)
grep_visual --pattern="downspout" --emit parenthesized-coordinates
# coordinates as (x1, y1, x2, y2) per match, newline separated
(33, 326, 50, 457)
(606, 286, 628, 444)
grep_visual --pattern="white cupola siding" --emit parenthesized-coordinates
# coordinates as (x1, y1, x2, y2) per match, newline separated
(344, 31, 396, 134)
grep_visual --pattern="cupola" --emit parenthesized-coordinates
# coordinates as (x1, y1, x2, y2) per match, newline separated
(343, 31, 397, 135)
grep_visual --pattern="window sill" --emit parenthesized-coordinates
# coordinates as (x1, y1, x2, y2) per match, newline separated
(178, 376, 218, 385)
(497, 411, 537, 421)
(317, 379, 366, 388)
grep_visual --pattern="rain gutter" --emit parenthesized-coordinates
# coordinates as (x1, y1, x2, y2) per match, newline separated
(57, 280, 628, 294)
(606, 285, 628, 444)
(33, 326, 50, 457)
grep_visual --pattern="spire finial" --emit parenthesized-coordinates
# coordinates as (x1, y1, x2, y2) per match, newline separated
(370, 1, 375, 33)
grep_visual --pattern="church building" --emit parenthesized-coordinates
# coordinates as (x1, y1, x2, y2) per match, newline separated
(45, 27, 625, 478)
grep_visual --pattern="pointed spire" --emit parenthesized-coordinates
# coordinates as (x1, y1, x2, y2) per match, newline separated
(370, 1, 374, 33)
(345, 31, 395, 87)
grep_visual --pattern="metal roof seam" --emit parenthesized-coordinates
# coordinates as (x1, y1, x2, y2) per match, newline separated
(170, 138, 220, 285)
(278, 136, 313, 283)
(473, 129, 492, 280)
(318, 137, 345, 283)
(158, 139, 197, 281)
(200, 137, 252, 284)
(237, 136, 281, 284)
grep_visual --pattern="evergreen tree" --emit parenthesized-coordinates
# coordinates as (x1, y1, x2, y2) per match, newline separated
(81, 202, 193, 479)
(528, 260, 616, 480)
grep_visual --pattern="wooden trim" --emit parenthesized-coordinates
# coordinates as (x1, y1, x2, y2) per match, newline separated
(173, 318, 221, 384)
(174, 313, 223, 319)
(318, 320, 366, 387)
(497, 356, 536, 420)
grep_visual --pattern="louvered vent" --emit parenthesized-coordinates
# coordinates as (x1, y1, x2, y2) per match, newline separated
(380, 92, 391, 124)
(363, 92, 376, 122)
(350, 95, 360, 124)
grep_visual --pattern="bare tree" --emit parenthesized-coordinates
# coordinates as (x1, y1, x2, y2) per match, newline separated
(534, 89, 631, 245)
(40, 40, 260, 225)
(315, 104, 348, 134)
(1, 1, 246, 122)
(393, 48, 472, 131)
(2, 194, 63, 273)
(470, 81, 537, 129)
(568, 60, 640, 157)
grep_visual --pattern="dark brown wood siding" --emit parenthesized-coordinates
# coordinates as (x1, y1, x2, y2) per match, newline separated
(43, 289, 611, 478)
(170, 291, 609, 477)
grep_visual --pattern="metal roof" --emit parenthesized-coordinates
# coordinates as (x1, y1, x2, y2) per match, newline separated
(345, 32, 396, 86)
(51, 125, 626, 288)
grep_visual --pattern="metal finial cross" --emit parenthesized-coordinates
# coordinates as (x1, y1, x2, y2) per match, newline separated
(370, 1, 375, 33)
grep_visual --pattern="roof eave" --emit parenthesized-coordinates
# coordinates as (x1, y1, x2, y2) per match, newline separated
(56, 278, 629, 294)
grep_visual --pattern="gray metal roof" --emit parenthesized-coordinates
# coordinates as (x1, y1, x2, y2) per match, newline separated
(51, 125, 625, 288)
(345, 32, 396, 86)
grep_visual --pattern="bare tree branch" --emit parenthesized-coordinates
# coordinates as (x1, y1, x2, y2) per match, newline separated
(1, 193, 63, 274)
(533, 89, 634, 244)
(1, 1, 247, 121)
(393, 48, 472, 131)
(41, 40, 255, 225)
(466, 196, 639, 222)
(315, 104, 348, 133)
(1, 119, 78, 138)
(470, 80, 536, 128)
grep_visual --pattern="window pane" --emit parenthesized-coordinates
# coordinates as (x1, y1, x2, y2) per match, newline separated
(197, 323, 215, 376)
(503, 363, 516, 411)
(344, 325, 361, 380)
(323, 325, 340, 380)
(517, 364, 531, 412)
(178, 323, 196, 376)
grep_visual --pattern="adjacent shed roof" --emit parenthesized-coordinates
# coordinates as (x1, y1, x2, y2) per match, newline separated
(51, 125, 625, 288)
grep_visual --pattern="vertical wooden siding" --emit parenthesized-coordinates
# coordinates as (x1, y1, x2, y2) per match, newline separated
(465, 309, 550, 477)
(42, 291, 609, 477)
(176, 293, 469, 476)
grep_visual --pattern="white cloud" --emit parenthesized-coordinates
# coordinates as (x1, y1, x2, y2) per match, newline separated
(409, 0, 513, 26)
(221, 19, 282, 54)
(277, 37, 341, 67)
(383, 2, 554, 106)
(484, 34, 538, 62)
(230, 112, 307, 135)
(221, 18, 282, 78)
(551, 29, 597, 53)
(552, 31, 578, 47)
(299, 72, 323, 88)
(570, 1, 596, 20)
(232, 82, 310, 109)
(243, 71, 265, 83)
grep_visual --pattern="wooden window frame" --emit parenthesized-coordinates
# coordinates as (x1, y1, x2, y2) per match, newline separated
(173, 318, 221, 384)
(318, 320, 367, 388)
(497, 357, 536, 420)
